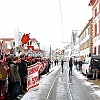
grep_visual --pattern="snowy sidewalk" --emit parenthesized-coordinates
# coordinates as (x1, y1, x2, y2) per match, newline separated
(21, 65, 61, 100)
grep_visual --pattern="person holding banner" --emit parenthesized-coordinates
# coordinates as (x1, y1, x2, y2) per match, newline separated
(19, 54, 28, 93)
(31, 56, 37, 65)
(47, 58, 51, 73)
(0, 61, 7, 100)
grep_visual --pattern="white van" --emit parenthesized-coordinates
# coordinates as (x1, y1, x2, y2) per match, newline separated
(82, 55, 100, 78)
(82, 57, 91, 75)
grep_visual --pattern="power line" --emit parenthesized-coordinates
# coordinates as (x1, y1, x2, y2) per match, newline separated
(58, 0, 64, 42)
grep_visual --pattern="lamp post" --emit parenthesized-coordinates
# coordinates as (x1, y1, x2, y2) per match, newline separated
(49, 45, 51, 61)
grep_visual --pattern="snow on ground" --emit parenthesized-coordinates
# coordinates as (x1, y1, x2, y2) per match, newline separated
(21, 65, 61, 100)
(73, 66, 100, 98)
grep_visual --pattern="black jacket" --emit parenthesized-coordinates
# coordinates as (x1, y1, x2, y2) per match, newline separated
(20, 60, 27, 76)
(69, 58, 73, 67)
(61, 60, 64, 65)
(94, 60, 99, 69)
(10, 62, 21, 82)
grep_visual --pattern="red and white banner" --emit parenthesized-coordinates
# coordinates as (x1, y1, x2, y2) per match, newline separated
(27, 61, 47, 91)
(38, 62, 46, 74)
(27, 63, 39, 91)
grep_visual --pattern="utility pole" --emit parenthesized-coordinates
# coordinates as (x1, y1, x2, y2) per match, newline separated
(49, 45, 51, 61)
(14, 28, 19, 56)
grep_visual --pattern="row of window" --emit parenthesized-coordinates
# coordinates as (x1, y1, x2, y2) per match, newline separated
(80, 28, 90, 42)
(80, 40, 89, 51)
(11, 41, 32, 46)
(94, 2, 100, 18)
(94, 20, 100, 36)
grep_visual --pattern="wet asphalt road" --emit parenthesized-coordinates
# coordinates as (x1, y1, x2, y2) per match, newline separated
(48, 63, 100, 100)
(48, 67, 70, 100)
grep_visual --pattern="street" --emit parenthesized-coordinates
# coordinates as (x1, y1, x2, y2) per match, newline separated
(21, 62, 100, 100)
(48, 63, 100, 100)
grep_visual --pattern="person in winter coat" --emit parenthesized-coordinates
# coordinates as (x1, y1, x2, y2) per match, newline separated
(19, 54, 27, 93)
(56, 59, 58, 65)
(69, 58, 73, 76)
(78, 61, 82, 71)
(31, 56, 37, 65)
(74, 60, 78, 71)
(54, 59, 56, 66)
(61, 59, 64, 73)
(9, 56, 21, 100)
(6, 54, 14, 97)
(47, 58, 51, 73)
(92, 59, 99, 80)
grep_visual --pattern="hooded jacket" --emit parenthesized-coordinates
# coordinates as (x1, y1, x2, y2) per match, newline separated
(10, 62, 21, 82)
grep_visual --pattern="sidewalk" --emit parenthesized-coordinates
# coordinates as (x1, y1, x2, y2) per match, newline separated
(21, 64, 61, 100)
(73, 64, 100, 86)
(73, 66, 100, 98)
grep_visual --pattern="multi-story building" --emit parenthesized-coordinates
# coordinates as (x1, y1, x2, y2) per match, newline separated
(79, 18, 93, 61)
(64, 44, 71, 62)
(89, 0, 100, 55)
(64, 32, 77, 62)
(53, 48, 61, 60)
(74, 32, 80, 61)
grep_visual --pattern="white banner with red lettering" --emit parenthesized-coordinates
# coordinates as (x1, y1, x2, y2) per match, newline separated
(27, 61, 47, 91)
(38, 62, 46, 74)
(27, 63, 39, 91)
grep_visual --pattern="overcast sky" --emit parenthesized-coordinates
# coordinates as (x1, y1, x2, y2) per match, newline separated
(0, 0, 92, 50)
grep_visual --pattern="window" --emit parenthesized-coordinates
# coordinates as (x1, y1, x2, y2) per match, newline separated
(11, 41, 15, 46)
(27, 42, 29, 46)
(88, 28, 90, 34)
(95, 8, 97, 17)
(13, 41, 15, 46)
(99, 20, 100, 33)
(94, 47, 96, 55)
(30, 41, 32, 45)
(95, 23, 97, 35)
(84, 32, 86, 37)
(98, 45, 100, 54)
(99, 3, 100, 12)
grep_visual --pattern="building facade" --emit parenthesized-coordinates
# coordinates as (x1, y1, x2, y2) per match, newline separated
(0, 38, 44, 57)
(79, 18, 93, 61)
(64, 44, 71, 62)
(89, 0, 100, 55)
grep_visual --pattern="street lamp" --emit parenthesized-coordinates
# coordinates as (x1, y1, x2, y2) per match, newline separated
(49, 45, 51, 61)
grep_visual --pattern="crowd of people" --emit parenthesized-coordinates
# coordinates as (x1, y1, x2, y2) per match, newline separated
(0, 52, 85, 100)
(0, 53, 51, 100)
(69, 58, 83, 76)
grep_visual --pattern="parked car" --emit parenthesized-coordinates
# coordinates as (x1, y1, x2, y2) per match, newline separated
(82, 55, 100, 78)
